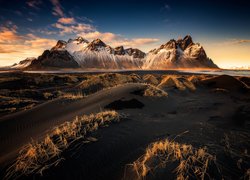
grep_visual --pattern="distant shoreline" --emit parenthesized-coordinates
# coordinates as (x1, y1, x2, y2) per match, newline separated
(0, 69, 250, 77)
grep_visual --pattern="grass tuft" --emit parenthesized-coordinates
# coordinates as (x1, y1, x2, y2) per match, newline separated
(5, 111, 120, 179)
(61, 91, 86, 100)
(129, 139, 217, 180)
(143, 85, 168, 97)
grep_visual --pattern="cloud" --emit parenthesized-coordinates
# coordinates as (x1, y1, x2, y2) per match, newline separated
(217, 39, 250, 46)
(50, 0, 64, 17)
(123, 38, 159, 46)
(230, 39, 250, 44)
(0, 25, 23, 44)
(0, 46, 19, 53)
(164, 4, 170, 10)
(0, 23, 56, 66)
(27, 18, 33, 22)
(53, 22, 95, 35)
(26, 0, 42, 9)
(58, 17, 75, 24)
(79, 31, 159, 48)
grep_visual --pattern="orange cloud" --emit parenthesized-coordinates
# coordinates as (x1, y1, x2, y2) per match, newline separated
(53, 22, 94, 35)
(58, 17, 75, 24)
(0, 46, 19, 53)
(0, 25, 56, 66)
(0, 26, 23, 44)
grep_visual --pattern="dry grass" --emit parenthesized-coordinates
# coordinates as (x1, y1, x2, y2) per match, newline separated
(61, 91, 86, 100)
(142, 74, 159, 85)
(77, 73, 142, 91)
(0, 77, 20, 83)
(158, 76, 196, 91)
(158, 76, 186, 91)
(144, 85, 168, 97)
(0, 96, 38, 116)
(43, 92, 53, 99)
(128, 139, 216, 180)
(5, 111, 121, 179)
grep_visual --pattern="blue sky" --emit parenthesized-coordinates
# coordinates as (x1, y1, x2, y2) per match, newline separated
(0, 0, 250, 68)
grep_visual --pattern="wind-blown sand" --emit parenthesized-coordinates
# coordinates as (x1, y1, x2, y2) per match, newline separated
(0, 72, 249, 179)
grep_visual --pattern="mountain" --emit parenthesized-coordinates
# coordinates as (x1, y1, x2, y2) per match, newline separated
(143, 35, 218, 69)
(13, 35, 218, 70)
(72, 39, 145, 69)
(23, 37, 145, 69)
(27, 50, 79, 69)
(11, 57, 36, 69)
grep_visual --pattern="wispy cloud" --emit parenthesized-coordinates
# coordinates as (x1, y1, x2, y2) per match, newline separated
(27, 18, 33, 22)
(164, 4, 170, 10)
(53, 22, 94, 35)
(50, 0, 64, 17)
(230, 39, 250, 44)
(216, 39, 250, 46)
(26, 0, 42, 9)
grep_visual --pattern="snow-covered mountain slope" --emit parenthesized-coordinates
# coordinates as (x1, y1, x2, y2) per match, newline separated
(14, 35, 218, 70)
(72, 39, 144, 69)
(65, 37, 89, 53)
(143, 35, 218, 69)
(47, 37, 145, 69)
(11, 57, 36, 69)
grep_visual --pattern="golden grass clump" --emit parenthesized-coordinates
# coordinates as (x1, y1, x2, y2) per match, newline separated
(158, 76, 196, 91)
(61, 91, 86, 100)
(43, 92, 53, 99)
(130, 139, 216, 180)
(142, 74, 159, 85)
(143, 85, 168, 97)
(5, 111, 120, 179)
(77, 73, 141, 90)
(158, 76, 186, 91)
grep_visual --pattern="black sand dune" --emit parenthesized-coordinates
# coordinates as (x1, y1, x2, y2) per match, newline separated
(0, 73, 249, 179)
(0, 83, 146, 166)
(31, 84, 249, 180)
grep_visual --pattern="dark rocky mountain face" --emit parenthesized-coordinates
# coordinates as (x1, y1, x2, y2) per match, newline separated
(51, 40, 67, 51)
(177, 35, 194, 50)
(125, 48, 146, 58)
(18, 58, 36, 65)
(68, 36, 89, 44)
(27, 50, 80, 69)
(86, 39, 107, 51)
(114, 46, 126, 55)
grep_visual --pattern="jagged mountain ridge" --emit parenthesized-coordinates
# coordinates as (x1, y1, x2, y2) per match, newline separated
(13, 35, 218, 70)
(143, 35, 218, 69)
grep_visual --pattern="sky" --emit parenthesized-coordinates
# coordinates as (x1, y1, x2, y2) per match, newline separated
(0, 0, 250, 68)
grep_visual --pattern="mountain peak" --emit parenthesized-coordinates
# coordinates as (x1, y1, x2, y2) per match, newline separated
(114, 46, 125, 55)
(125, 48, 146, 58)
(143, 36, 218, 69)
(51, 40, 67, 51)
(68, 36, 89, 44)
(87, 39, 107, 51)
(177, 35, 193, 50)
(92, 39, 106, 46)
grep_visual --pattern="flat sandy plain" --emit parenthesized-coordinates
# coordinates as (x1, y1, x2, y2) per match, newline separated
(0, 71, 249, 179)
